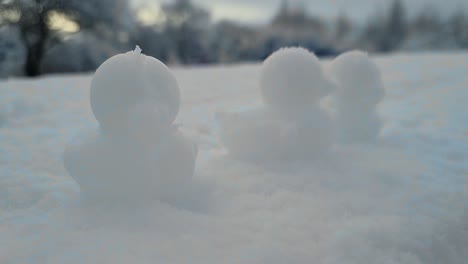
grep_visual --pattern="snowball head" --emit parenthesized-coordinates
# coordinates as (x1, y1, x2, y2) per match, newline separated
(90, 48, 180, 130)
(328, 51, 385, 106)
(260, 47, 334, 111)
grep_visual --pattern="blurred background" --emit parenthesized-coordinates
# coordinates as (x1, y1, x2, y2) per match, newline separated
(0, 0, 467, 78)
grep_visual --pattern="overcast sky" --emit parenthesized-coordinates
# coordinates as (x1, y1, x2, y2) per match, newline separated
(134, 0, 468, 24)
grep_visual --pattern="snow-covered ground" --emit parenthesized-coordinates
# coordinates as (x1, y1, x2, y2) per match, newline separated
(0, 52, 467, 263)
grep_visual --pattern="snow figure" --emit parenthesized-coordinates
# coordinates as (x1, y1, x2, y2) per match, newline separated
(64, 46, 197, 205)
(217, 47, 335, 161)
(328, 51, 385, 143)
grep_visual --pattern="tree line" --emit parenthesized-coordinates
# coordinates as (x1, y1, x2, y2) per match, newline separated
(0, 0, 467, 77)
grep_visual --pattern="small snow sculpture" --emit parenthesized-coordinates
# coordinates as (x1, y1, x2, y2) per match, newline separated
(217, 47, 335, 161)
(328, 51, 385, 143)
(64, 46, 197, 204)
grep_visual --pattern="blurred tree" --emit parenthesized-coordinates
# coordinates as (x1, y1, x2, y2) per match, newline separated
(133, 25, 171, 62)
(362, 0, 407, 52)
(0, 0, 54, 76)
(361, 14, 381, 51)
(335, 13, 351, 40)
(64, 0, 134, 49)
(272, 0, 305, 26)
(162, 0, 212, 64)
(385, 0, 407, 51)
(211, 21, 260, 63)
(40, 32, 119, 74)
(0, 25, 26, 77)
(267, 0, 331, 56)
(271, 0, 325, 36)
(0, 0, 133, 76)
(128, 3, 171, 63)
(334, 11, 353, 49)
(449, 9, 468, 48)
(406, 5, 447, 50)
(412, 6, 442, 33)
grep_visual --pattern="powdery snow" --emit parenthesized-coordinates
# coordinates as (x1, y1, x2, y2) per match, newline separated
(0, 52, 467, 263)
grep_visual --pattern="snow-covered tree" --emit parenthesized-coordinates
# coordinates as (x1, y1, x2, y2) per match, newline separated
(449, 9, 468, 48)
(40, 32, 119, 74)
(385, 0, 407, 51)
(333, 11, 354, 50)
(0, 25, 26, 77)
(403, 6, 449, 50)
(210, 21, 261, 63)
(0, 0, 134, 76)
(162, 0, 212, 64)
(132, 25, 171, 63)
(361, 0, 407, 52)
(271, 0, 326, 39)
(335, 12, 352, 42)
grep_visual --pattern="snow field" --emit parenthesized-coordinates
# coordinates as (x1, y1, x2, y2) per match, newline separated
(0, 52, 467, 263)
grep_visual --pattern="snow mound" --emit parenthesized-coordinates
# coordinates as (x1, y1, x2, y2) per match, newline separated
(328, 51, 385, 143)
(64, 47, 198, 206)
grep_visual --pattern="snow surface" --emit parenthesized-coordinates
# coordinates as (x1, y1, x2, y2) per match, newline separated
(0, 52, 467, 263)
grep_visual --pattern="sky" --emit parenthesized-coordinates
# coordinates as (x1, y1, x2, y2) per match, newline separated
(133, 0, 468, 25)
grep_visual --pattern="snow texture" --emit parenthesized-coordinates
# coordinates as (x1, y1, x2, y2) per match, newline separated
(64, 47, 197, 205)
(0, 52, 467, 263)
(327, 50, 386, 143)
